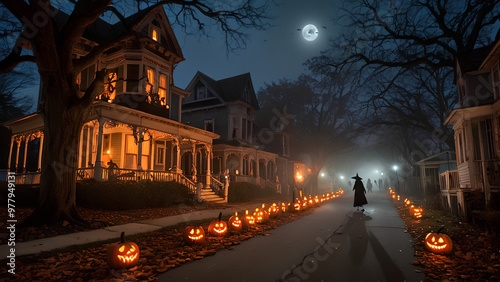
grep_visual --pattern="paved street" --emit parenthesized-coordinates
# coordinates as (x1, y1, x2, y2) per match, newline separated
(159, 190, 424, 281)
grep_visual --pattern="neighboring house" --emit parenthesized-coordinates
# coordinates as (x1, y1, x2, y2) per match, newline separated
(443, 39, 500, 216)
(3, 6, 224, 202)
(416, 151, 457, 207)
(182, 71, 295, 194)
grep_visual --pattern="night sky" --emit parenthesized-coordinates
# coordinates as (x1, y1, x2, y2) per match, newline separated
(22, 0, 341, 110)
(171, 0, 341, 91)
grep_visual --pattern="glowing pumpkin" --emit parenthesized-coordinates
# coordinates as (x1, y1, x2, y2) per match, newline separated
(208, 212, 228, 236)
(184, 226, 206, 245)
(228, 212, 243, 232)
(268, 203, 280, 218)
(261, 204, 270, 221)
(242, 210, 255, 229)
(281, 202, 287, 213)
(412, 207, 424, 219)
(254, 208, 265, 224)
(425, 229, 453, 254)
(107, 232, 140, 269)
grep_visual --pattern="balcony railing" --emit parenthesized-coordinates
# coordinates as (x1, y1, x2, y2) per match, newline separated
(439, 170, 459, 190)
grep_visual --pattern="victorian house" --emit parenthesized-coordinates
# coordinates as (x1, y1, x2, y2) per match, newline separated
(442, 39, 500, 217)
(182, 71, 295, 195)
(4, 6, 224, 202)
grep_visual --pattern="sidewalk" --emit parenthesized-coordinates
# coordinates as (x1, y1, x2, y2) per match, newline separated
(1, 203, 262, 257)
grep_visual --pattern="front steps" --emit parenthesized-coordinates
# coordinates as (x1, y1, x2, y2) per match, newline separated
(200, 187, 226, 204)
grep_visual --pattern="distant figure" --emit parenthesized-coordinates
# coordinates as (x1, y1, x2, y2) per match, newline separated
(378, 178, 383, 191)
(107, 159, 119, 181)
(366, 178, 373, 193)
(352, 173, 368, 211)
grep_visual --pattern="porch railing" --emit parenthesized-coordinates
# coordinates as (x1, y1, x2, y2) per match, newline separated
(439, 170, 459, 190)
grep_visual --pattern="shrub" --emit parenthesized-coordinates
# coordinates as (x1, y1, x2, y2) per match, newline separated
(0, 182, 39, 207)
(228, 182, 277, 203)
(76, 180, 194, 210)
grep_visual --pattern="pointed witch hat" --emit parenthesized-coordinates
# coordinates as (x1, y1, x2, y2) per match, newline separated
(351, 173, 362, 180)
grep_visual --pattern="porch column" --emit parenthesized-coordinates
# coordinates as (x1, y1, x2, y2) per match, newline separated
(192, 145, 197, 182)
(239, 152, 243, 175)
(14, 140, 20, 173)
(205, 147, 211, 188)
(175, 140, 181, 173)
(7, 136, 14, 172)
(38, 134, 44, 171)
(137, 128, 143, 170)
(22, 138, 28, 172)
(94, 118, 106, 181)
(78, 127, 84, 168)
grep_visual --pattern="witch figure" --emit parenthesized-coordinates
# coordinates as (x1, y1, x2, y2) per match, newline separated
(352, 173, 368, 211)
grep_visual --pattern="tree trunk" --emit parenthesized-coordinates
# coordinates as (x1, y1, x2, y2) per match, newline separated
(22, 76, 91, 227)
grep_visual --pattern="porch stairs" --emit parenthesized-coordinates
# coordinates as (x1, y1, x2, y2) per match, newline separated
(200, 187, 226, 204)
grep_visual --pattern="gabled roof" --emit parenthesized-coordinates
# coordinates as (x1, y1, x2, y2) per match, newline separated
(54, 4, 183, 60)
(186, 71, 260, 110)
(455, 44, 494, 74)
(416, 151, 456, 165)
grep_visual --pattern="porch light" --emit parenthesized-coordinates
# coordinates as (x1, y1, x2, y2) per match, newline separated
(295, 172, 303, 182)
(107, 150, 110, 154)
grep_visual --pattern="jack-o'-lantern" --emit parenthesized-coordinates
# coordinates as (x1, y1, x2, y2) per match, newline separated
(268, 203, 280, 218)
(208, 212, 228, 236)
(291, 201, 301, 212)
(242, 210, 255, 229)
(228, 212, 243, 232)
(107, 232, 140, 269)
(314, 196, 320, 204)
(281, 202, 287, 213)
(425, 228, 453, 254)
(184, 226, 206, 245)
(254, 208, 265, 223)
(412, 207, 424, 219)
(261, 204, 270, 221)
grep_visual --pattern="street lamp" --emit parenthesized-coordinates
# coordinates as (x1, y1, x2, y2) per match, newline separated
(393, 165, 400, 194)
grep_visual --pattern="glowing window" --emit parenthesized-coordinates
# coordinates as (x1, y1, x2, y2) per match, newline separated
(146, 68, 155, 94)
(159, 74, 167, 106)
(152, 29, 158, 41)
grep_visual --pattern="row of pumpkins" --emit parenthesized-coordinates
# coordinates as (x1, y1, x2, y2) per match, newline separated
(107, 190, 344, 269)
(185, 190, 344, 245)
(388, 188, 453, 255)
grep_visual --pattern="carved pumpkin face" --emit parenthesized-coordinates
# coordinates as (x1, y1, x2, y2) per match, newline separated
(184, 226, 206, 245)
(268, 203, 280, 218)
(425, 232, 453, 254)
(254, 208, 265, 223)
(412, 207, 424, 219)
(228, 212, 242, 232)
(261, 204, 270, 221)
(107, 232, 140, 269)
(208, 220, 228, 236)
(281, 203, 287, 213)
(242, 210, 255, 228)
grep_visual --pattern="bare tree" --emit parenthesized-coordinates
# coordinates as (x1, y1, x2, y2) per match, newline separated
(307, 0, 498, 166)
(0, 0, 271, 226)
(257, 69, 359, 195)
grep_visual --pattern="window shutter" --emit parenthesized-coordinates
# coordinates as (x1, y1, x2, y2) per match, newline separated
(126, 64, 140, 92)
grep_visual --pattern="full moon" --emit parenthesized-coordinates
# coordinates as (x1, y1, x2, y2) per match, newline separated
(302, 24, 318, 41)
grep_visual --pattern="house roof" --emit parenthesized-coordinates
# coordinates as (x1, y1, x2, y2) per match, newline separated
(455, 44, 494, 74)
(54, 4, 183, 60)
(187, 71, 260, 110)
(416, 151, 456, 165)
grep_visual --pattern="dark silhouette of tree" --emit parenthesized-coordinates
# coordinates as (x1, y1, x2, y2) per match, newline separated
(257, 69, 358, 194)
(307, 0, 499, 170)
(0, 0, 271, 226)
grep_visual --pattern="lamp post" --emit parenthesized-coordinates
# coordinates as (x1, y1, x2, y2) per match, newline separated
(393, 165, 400, 194)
